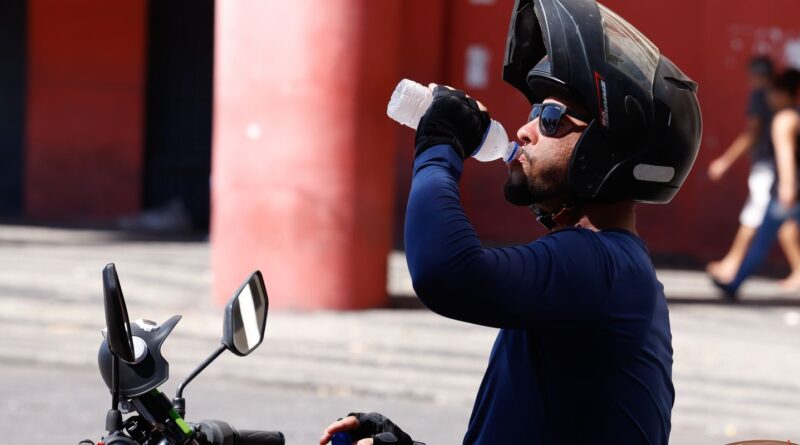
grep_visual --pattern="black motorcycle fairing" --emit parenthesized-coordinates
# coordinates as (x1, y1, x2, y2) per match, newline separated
(99, 315, 182, 397)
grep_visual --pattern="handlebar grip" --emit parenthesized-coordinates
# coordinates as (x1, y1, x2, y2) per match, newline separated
(235, 430, 285, 445)
(197, 420, 284, 445)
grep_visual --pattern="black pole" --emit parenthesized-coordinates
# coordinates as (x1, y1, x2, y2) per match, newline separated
(173, 344, 226, 417)
(105, 353, 123, 433)
(112, 353, 119, 409)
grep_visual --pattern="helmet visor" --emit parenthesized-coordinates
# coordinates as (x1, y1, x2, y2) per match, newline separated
(599, 4, 660, 96)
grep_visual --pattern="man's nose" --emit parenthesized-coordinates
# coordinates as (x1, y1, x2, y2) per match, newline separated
(516, 119, 539, 146)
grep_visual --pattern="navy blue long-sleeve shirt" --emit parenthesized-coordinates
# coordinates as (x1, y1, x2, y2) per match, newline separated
(404, 146, 674, 445)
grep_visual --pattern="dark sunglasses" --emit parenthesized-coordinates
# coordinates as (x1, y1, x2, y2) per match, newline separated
(528, 103, 591, 136)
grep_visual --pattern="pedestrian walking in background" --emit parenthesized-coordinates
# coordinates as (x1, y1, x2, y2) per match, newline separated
(707, 57, 800, 289)
(715, 68, 800, 297)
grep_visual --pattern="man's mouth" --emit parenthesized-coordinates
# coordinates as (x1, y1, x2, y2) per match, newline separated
(518, 146, 533, 166)
(507, 145, 528, 168)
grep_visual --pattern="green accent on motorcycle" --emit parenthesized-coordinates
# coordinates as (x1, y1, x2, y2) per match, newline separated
(166, 407, 193, 436)
(174, 417, 192, 436)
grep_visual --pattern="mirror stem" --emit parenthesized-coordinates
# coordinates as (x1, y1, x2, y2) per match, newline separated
(173, 344, 227, 417)
(106, 353, 123, 433)
(111, 353, 119, 410)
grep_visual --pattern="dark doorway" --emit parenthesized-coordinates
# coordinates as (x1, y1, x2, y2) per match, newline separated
(143, 0, 214, 230)
(0, 0, 27, 216)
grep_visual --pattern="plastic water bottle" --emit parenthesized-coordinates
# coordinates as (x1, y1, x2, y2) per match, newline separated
(387, 79, 519, 163)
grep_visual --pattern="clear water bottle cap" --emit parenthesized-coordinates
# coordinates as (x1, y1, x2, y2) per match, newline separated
(503, 142, 520, 163)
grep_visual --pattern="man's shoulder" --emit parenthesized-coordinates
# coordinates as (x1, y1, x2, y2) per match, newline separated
(540, 227, 645, 250)
(541, 226, 597, 241)
(774, 107, 800, 127)
(530, 228, 601, 262)
(532, 228, 658, 304)
(537, 227, 650, 269)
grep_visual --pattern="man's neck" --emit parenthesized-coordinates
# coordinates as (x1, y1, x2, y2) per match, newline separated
(544, 200, 637, 233)
(575, 201, 637, 234)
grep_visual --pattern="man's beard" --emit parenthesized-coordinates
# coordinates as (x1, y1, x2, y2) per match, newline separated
(503, 175, 536, 206)
(503, 167, 567, 207)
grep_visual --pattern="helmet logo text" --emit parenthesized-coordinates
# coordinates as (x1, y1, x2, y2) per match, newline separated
(594, 72, 610, 127)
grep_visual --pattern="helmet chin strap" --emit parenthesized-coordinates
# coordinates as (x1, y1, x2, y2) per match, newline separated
(529, 203, 581, 231)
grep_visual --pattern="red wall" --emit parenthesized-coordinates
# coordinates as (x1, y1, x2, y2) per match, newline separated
(25, 0, 147, 220)
(394, 0, 800, 262)
(20, 0, 800, 284)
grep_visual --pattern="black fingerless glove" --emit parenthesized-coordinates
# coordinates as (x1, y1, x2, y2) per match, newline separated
(414, 86, 491, 160)
(347, 412, 425, 445)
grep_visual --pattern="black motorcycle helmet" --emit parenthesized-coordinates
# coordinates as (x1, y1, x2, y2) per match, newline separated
(503, 0, 702, 204)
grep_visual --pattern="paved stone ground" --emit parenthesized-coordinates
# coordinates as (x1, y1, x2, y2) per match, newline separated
(1, 224, 799, 443)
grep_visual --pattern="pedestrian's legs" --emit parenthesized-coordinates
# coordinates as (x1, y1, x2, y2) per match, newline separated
(708, 162, 774, 282)
(707, 225, 757, 282)
(726, 199, 790, 293)
(777, 220, 800, 290)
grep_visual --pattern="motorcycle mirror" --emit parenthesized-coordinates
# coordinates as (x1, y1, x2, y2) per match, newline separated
(103, 263, 136, 363)
(221, 270, 268, 356)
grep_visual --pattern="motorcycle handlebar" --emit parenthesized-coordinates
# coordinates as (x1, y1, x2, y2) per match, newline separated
(235, 430, 285, 445)
(197, 420, 285, 445)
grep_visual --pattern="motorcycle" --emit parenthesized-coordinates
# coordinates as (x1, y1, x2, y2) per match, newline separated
(80, 263, 284, 445)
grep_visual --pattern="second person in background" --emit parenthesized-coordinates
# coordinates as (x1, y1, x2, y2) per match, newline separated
(714, 69, 800, 297)
(707, 56, 800, 291)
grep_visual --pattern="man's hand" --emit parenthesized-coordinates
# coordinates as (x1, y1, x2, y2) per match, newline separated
(707, 157, 729, 181)
(319, 412, 422, 445)
(414, 84, 490, 160)
(320, 416, 372, 445)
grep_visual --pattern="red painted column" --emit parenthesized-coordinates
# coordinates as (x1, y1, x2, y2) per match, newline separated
(211, 0, 401, 308)
(25, 0, 147, 220)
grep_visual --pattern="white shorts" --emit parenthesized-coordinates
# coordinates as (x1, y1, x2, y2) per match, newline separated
(739, 161, 776, 228)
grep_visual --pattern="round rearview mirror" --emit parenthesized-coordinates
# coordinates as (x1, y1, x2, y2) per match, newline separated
(222, 270, 268, 356)
(103, 263, 136, 363)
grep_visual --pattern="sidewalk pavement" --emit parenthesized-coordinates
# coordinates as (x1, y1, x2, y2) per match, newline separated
(1, 223, 799, 442)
